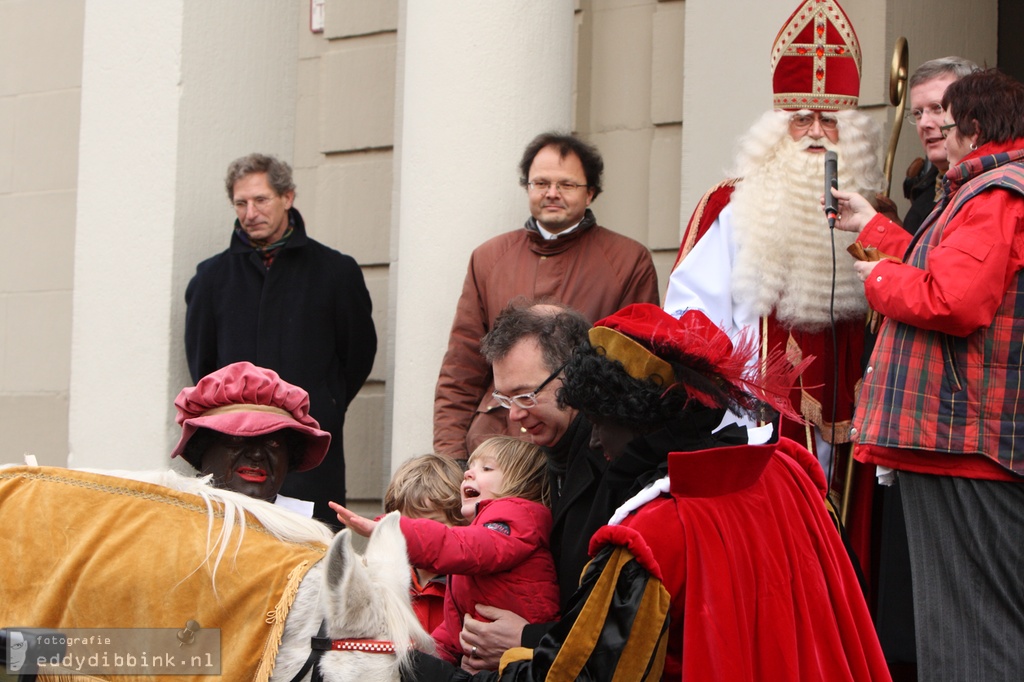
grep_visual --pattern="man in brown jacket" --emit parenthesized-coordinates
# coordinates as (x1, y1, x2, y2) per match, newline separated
(433, 132, 659, 458)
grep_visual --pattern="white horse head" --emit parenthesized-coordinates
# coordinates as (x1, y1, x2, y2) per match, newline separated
(271, 512, 434, 682)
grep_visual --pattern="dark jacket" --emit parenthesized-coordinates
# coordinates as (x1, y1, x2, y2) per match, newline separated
(902, 161, 940, 234)
(542, 414, 607, 615)
(184, 208, 376, 521)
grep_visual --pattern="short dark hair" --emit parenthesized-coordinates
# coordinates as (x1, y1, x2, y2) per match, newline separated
(518, 132, 604, 199)
(182, 427, 306, 472)
(224, 153, 296, 201)
(942, 69, 1024, 146)
(480, 299, 590, 374)
(908, 56, 980, 90)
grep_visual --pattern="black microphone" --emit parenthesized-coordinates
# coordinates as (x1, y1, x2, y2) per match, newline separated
(824, 150, 838, 229)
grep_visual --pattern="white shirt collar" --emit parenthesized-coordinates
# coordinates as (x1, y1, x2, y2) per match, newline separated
(536, 219, 583, 240)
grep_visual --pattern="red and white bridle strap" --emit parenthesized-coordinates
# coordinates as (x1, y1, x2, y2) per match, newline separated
(329, 638, 397, 654)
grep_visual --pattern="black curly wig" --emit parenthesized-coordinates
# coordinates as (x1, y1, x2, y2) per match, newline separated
(557, 345, 686, 431)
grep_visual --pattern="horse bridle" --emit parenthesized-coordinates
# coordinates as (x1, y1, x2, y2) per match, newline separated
(287, 620, 400, 682)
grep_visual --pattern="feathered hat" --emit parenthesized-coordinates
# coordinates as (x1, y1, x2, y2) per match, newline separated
(770, 0, 862, 111)
(588, 304, 811, 422)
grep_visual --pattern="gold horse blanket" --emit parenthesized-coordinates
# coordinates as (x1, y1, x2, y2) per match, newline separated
(0, 466, 327, 681)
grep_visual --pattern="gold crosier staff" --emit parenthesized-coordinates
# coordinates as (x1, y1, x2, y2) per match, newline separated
(840, 37, 909, 525)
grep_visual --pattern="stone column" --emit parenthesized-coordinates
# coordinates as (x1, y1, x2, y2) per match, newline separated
(389, 1, 575, 468)
(68, 1, 298, 468)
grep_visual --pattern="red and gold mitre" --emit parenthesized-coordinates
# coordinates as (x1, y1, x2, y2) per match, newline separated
(770, 0, 861, 111)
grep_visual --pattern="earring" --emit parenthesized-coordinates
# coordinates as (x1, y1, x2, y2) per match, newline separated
(970, 143, 978, 151)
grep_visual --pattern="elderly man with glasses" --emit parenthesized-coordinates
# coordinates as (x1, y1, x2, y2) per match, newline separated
(433, 132, 659, 460)
(664, 0, 884, 579)
(894, 57, 981, 234)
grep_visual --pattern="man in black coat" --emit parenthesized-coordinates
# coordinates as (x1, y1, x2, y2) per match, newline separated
(185, 153, 376, 527)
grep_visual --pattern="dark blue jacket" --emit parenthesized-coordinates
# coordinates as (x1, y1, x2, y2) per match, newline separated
(185, 207, 376, 521)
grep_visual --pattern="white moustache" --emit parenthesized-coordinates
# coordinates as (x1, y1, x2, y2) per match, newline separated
(794, 136, 839, 153)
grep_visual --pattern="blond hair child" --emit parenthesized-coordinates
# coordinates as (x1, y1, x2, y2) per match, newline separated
(331, 436, 559, 668)
(384, 453, 466, 633)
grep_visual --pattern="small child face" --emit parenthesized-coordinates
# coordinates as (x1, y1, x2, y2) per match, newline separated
(461, 453, 505, 521)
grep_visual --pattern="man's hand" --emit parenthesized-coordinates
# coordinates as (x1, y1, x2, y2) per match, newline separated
(458, 605, 528, 673)
(328, 501, 378, 537)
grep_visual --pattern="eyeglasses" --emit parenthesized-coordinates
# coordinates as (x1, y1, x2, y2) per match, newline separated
(789, 113, 838, 131)
(492, 363, 566, 410)
(905, 102, 945, 124)
(527, 180, 589, 193)
(233, 195, 275, 212)
(939, 122, 957, 139)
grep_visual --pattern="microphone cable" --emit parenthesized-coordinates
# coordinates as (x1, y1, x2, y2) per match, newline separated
(825, 151, 841, 493)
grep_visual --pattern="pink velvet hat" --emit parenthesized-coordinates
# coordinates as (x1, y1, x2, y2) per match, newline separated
(171, 362, 331, 472)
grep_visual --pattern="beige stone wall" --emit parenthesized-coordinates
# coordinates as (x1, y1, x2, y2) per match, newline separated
(576, 0, 686, 297)
(0, 0, 84, 466)
(294, 0, 400, 504)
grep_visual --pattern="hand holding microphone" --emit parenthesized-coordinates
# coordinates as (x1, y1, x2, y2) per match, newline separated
(827, 187, 878, 233)
(820, 151, 879, 233)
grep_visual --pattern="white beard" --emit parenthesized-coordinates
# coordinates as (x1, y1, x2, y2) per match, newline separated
(729, 112, 883, 331)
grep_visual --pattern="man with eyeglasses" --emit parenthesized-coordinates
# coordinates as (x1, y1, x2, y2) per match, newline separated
(433, 132, 659, 459)
(184, 153, 377, 528)
(664, 0, 883, 570)
(893, 57, 981, 234)
(478, 301, 597, 610)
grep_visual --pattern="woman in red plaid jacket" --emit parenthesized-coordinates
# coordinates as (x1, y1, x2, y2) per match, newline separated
(833, 68, 1024, 682)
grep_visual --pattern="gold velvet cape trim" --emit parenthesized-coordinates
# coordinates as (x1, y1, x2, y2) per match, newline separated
(544, 545, 669, 681)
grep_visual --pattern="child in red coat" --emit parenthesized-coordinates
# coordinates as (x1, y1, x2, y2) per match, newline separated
(331, 436, 559, 669)
(383, 453, 467, 634)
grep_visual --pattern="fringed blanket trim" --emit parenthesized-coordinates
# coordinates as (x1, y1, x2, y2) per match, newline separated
(256, 560, 315, 682)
